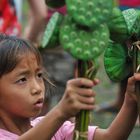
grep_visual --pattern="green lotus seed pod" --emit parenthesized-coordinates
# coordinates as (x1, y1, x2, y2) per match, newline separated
(66, 0, 113, 28)
(60, 16, 110, 60)
(122, 8, 140, 36)
(41, 12, 63, 49)
(104, 41, 132, 82)
(108, 8, 140, 43)
(108, 7, 128, 43)
(67, 43, 74, 49)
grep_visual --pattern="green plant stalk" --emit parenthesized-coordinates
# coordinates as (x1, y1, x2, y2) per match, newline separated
(132, 36, 140, 124)
(73, 60, 97, 140)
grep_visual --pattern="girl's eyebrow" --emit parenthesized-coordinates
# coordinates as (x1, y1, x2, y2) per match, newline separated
(15, 70, 30, 76)
(15, 68, 42, 76)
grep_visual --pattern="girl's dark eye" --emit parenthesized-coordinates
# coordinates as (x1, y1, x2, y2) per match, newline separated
(16, 77, 27, 84)
(37, 72, 43, 79)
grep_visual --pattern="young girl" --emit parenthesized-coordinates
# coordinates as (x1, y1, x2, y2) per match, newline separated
(0, 34, 138, 140)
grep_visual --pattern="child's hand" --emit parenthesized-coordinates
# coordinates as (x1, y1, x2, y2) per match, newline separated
(56, 78, 99, 120)
(125, 73, 140, 103)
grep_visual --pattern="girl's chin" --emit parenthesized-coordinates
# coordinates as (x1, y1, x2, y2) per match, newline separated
(30, 109, 43, 118)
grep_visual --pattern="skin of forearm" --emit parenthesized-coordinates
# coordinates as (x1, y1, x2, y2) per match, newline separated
(94, 95, 137, 140)
(106, 97, 138, 140)
(18, 106, 67, 140)
(23, 0, 47, 46)
(24, 17, 46, 44)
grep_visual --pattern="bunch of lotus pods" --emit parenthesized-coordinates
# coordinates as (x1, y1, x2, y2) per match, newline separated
(104, 8, 140, 82)
(42, 0, 113, 61)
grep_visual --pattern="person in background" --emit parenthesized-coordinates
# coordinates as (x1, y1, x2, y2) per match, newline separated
(0, 0, 47, 48)
(119, 0, 140, 10)
(22, 0, 47, 48)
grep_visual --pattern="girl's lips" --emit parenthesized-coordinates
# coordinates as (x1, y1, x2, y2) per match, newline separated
(34, 102, 44, 108)
(34, 98, 44, 108)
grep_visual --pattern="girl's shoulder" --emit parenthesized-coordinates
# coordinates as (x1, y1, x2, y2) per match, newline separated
(31, 116, 45, 127)
(0, 117, 44, 140)
(0, 128, 18, 140)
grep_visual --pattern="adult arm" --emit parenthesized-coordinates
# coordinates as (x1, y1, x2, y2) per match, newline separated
(23, 0, 47, 47)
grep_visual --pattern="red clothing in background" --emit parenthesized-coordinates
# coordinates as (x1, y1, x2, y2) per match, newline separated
(119, 0, 140, 7)
(0, 0, 21, 36)
(47, 6, 66, 21)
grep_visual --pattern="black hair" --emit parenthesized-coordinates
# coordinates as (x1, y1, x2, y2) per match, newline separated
(0, 34, 42, 77)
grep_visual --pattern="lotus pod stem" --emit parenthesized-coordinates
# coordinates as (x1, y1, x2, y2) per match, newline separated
(73, 60, 98, 140)
(132, 37, 140, 124)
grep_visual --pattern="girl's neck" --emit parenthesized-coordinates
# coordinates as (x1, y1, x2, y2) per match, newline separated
(0, 112, 31, 135)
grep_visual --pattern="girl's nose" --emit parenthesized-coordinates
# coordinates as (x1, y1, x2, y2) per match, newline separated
(31, 79, 42, 95)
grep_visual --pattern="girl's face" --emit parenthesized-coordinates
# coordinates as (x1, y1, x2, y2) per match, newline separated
(0, 53, 45, 118)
